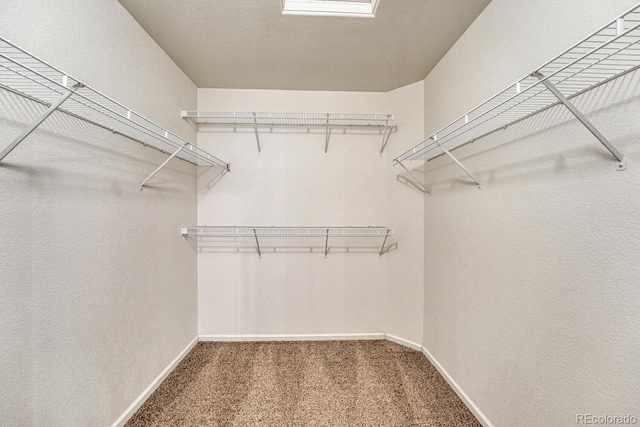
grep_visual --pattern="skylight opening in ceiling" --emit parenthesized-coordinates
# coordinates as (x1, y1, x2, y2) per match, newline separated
(281, 0, 380, 18)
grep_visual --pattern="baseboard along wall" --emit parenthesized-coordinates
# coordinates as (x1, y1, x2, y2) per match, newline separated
(385, 333, 422, 351)
(198, 333, 386, 342)
(111, 336, 199, 427)
(421, 346, 494, 427)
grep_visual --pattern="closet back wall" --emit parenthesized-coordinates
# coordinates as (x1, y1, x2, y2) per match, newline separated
(0, 1, 198, 425)
(197, 83, 424, 343)
(421, 0, 640, 426)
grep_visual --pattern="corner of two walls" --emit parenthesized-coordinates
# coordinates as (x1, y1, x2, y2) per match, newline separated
(195, 82, 424, 345)
(0, 1, 198, 426)
(422, 0, 640, 425)
(384, 81, 425, 346)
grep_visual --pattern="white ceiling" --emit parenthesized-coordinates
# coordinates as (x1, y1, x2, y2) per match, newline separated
(118, 0, 491, 92)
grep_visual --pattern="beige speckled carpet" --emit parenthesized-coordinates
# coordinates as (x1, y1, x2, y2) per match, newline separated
(126, 340, 480, 426)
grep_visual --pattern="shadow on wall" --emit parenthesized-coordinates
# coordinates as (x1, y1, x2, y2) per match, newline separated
(197, 164, 229, 194)
(416, 70, 640, 192)
(396, 173, 430, 194)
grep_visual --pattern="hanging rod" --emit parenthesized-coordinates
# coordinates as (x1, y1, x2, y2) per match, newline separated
(181, 111, 397, 155)
(0, 36, 230, 189)
(395, 3, 640, 192)
(180, 225, 397, 258)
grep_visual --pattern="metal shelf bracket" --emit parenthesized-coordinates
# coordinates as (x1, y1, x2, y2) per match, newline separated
(379, 229, 390, 257)
(140, 144, 185, 190)
(253, 228, 262, 258)
(380, 124, 392, 156)
(433, 135, 482, 189)
(533, 71, 627, 171)
(139, 143, 231, 190)
(324, 228, 330, 258)
(324, 114, 331, 154)
(0, 82, 83, 162)
(395, 159, 431, 194)
(252, 112, 262, 154)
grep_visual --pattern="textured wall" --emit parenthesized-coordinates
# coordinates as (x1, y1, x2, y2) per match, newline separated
(196, 83, 424, 343)
(385, 83, 425, 343)
(422, 0, 640, 426)
(0, 1, 199, 425)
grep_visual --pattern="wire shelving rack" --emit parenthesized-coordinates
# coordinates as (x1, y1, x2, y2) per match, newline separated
(0, 36, 230, 189)
(395, 4, 640, 193)
(180, 226, 397, 257)
(182, 111, 396, 154)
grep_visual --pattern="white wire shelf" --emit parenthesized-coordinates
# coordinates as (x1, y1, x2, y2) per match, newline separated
(395, 4, 640, 192)
(180, 226, 397, 257)
(0, 36, 230, 189)
(181, 111, 397, 154)
(182, 111, 393, 128)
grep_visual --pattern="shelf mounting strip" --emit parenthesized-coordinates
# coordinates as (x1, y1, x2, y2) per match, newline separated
(181, 111, 396, 155)
(180, 226, 397, 258)
(394, 4, 640, 192)
(0, 36, 230, 190)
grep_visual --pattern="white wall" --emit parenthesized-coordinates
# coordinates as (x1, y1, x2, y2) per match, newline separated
(385, 83, 425, 343)
(422, 1, 640, 426)
(0, 1, 199, 425)
(197, 82, 424, 343)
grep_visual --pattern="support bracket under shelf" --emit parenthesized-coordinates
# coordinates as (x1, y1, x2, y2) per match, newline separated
(252, 113, 262, 154)
(379, 229, 390, 257)
(139, 144, 184, 190)
(380, 124, 393, 156)
(324, 114, 331, 154)
(0, 81, 83, 162)
(395, 160, 431, 194)
(138, 143, 230, 190)
(533, 71, 627, 171)
(433, 136, 481, 189)
(324, 228, 330, 257)
(253, 228, 262, 258)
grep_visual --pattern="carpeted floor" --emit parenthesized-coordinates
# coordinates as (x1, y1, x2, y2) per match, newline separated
(126, 340, 480, 426)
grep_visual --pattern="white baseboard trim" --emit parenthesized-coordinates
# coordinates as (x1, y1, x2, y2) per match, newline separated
(111, 336, 199, 427)
(385, 333, 422, 351)
(421, 346, 494, 427)
(199, 333, 386, 342)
